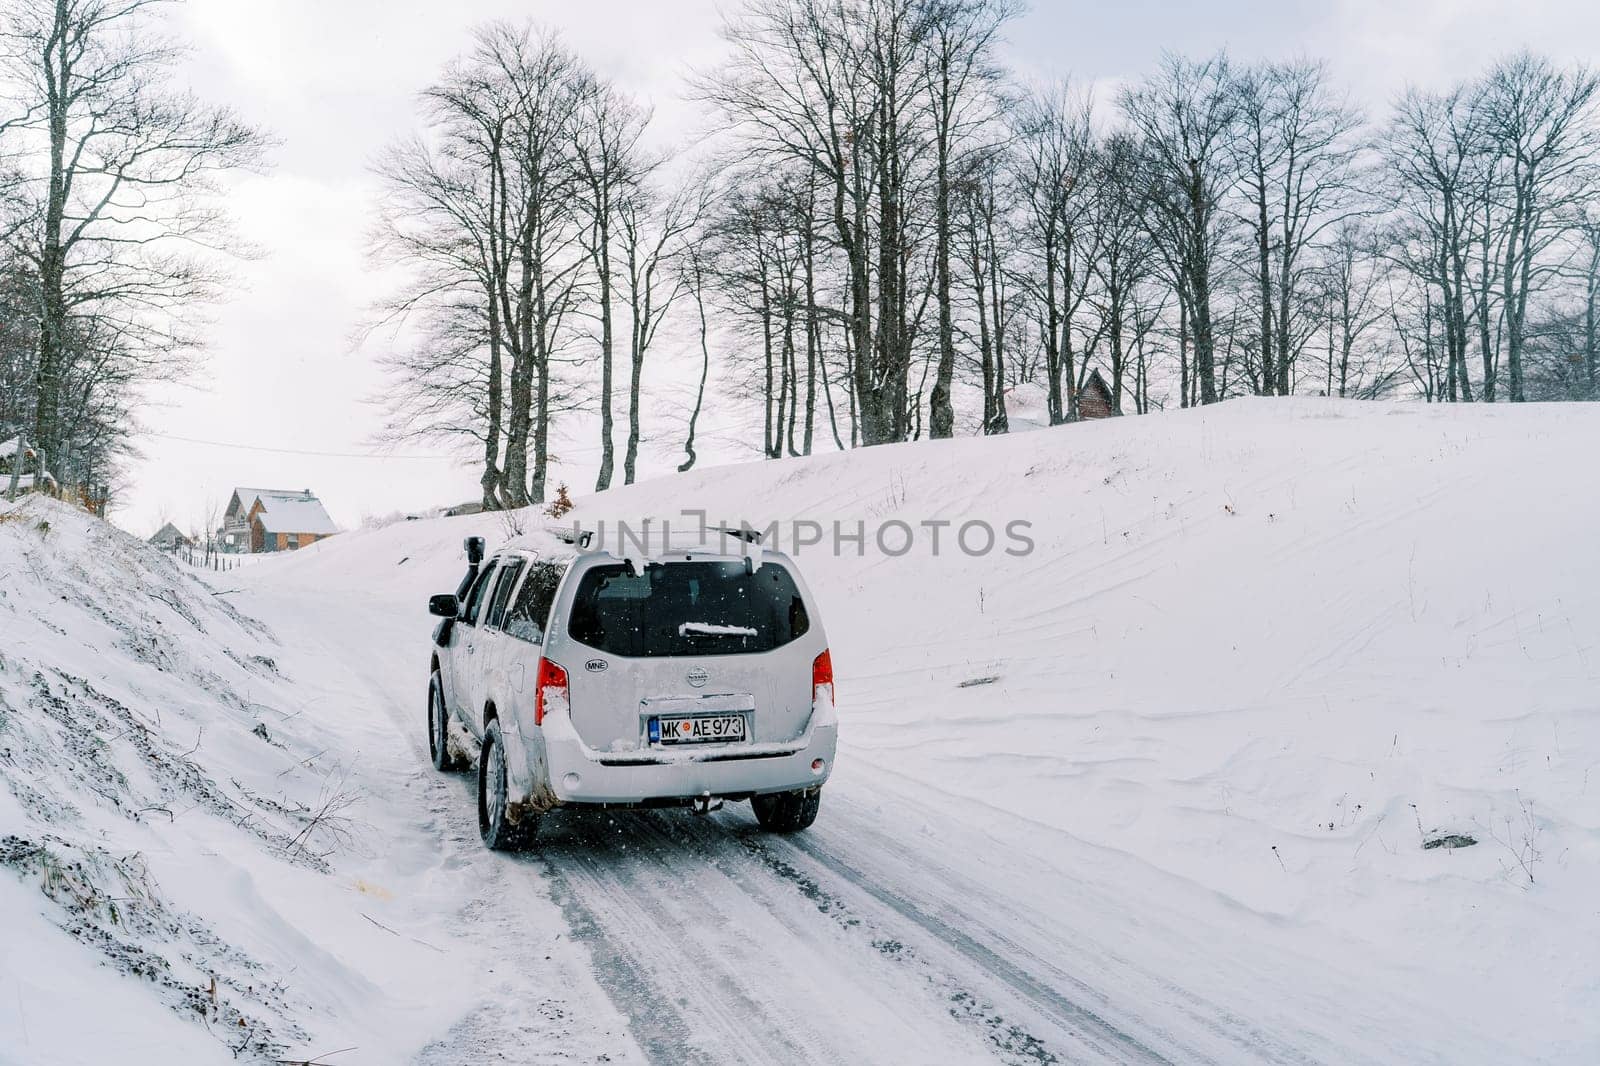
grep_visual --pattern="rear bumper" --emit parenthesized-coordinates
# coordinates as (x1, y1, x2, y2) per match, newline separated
(516, 711, 837, 807)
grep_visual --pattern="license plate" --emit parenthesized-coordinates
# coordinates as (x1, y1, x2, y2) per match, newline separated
(649, 714, 746, 745)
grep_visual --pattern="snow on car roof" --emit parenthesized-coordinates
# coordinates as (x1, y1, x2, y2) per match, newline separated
(499, 522, 779, 570)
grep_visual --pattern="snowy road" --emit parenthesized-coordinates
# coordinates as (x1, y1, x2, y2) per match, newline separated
(231, 557, 1439, 1063)
(406, 757, 1192, 1066)
(294, 600, 1348, 1066)
(247, 570, 1261, 1065)
(366, 700, 1348, 1066)
(380, 682, 1171, 1065)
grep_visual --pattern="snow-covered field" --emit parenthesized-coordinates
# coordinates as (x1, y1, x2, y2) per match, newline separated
(2, 398, 1597, 1064)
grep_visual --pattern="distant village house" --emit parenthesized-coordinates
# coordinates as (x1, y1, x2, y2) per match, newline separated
(219, 487, 339, 553)
(1077, 370, 1117, 421)
(148, 522, 194, 551)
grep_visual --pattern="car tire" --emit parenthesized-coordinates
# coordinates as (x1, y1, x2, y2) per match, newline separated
(427, 672, 465, 772)
(751, 787, 821, 833)
(479, 720, 537, 851)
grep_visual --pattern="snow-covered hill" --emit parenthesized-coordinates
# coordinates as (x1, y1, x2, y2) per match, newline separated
(4, 398, 1597, 1064)
(0, 497, 636, 1065)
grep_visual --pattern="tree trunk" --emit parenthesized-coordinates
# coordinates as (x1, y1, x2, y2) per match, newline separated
(594, 215, 616, 490)
(929, 78, 956, 439)
(1586, 239, 1599, 397)
(532, 356, 550, 504)
(1107, 259, 1125, 414)
(34, 3, 71, 468)
(971, 235, 995, 433)
(481, 296, 504, 509)
(623, 338, 643, 485)
(1043, 232, 1063, 424)
(1252, 166, 1275, 396)
(1178, 295, 1190, 409)
(760, 255, 776, 457)
(679, 257, 710, 472)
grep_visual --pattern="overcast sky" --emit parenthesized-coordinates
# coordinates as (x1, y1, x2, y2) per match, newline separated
(119, 0, 1600, 536)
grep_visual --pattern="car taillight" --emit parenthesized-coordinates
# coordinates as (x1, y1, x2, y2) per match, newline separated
(535, 657, 569, 725)
(812, 648, 834, 706)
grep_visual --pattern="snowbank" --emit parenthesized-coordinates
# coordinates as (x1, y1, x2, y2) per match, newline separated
(0, 497, 633, 1065)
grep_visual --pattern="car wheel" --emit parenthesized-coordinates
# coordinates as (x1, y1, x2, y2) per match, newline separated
(478, 720, 536, 851)
(751, 787, 821, 833)
(427, 672, 464, 772)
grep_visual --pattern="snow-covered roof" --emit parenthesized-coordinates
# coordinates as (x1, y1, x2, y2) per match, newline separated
(228, 486, 313, 519)
(252, 493, 338, 536)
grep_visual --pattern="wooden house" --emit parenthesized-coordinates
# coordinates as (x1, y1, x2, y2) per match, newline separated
(219, 487, 338, 553)
(1077, 369, 1117, 420)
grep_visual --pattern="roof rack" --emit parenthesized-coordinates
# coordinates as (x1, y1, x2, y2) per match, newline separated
(549, 525, 596, 549)
(543, 523, 767, 558)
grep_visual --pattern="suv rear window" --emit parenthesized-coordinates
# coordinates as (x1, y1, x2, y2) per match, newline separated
(567, 561, 810, 657)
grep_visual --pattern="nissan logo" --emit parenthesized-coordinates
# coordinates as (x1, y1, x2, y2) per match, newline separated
(686, 666, 709, 688)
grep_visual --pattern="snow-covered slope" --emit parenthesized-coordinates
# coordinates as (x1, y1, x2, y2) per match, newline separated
(5, 398, 1597, 1064)
(0, 497, 637, 1065)
(240, 397, 1598, 1063)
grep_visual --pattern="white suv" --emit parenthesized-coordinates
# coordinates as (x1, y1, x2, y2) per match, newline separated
(424, 530, 837, 850)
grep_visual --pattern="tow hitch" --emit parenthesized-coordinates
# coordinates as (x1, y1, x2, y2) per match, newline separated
(691, 791, 723, 816)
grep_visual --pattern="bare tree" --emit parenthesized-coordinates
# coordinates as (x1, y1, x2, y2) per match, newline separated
(573, 76, 647, 490)
(922, 0, 1015, 439)
(618, 176, 703, 483)
(1388, 87, 1483, 402)
(678, 242, 713, 471)
(370, 23, 590, 507)
(1313, 221, 1395, 397)
(700, 0, 931, 445)
(1012, 82, 1095, 422)
(953, 147, 1016, 432)
(1231, 59, 1363, 395)
(1086, 132, 1157, 413)
(2, 0, 267, 487)
(1476, 53, 1600, 401)
(1121, 53, 1240, 406)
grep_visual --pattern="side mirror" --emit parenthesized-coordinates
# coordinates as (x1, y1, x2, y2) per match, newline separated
(428, 593, 460, 618)
(464, 536, 485, 565)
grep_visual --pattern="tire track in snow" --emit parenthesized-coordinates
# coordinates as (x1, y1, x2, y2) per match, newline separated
(291, 622, 650, 1066)
(811, 772, 1340, 1066)
(745, 831, 1168, 1065)
(530, 805, 1172, 1066)
(529, 807, 996, 1065)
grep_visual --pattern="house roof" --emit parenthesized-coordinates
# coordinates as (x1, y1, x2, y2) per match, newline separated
(252, 493, 338, 536)
(149, 522, 191, 545)
(228, 486, 309, 515)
